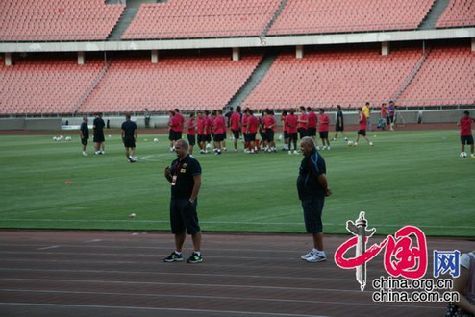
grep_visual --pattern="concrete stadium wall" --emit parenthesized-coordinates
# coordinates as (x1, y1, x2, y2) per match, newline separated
(0, 118, 62, 130)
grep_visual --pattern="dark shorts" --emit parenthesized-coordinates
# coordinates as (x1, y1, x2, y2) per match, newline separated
(232, 129, 240, 139)
(205, 134, 212, 142)
(168, 131, 182, 141)
(288, 133, 298, 142)
(81, 137, 88, 146)
(336, 125, 344, 132)
(358, 130, 366, 136)
(298, 128, 307, 139)
(388, 115, 394, 123)
(284, 132, 289, 139)
(170, 198, 200, 235)
(213, 134, 225, 142)
(123, 137, 136, 148)
(187, 134, 196, 146)
(307, 127, 317, 136)
(248, 133, 257, 142)
(264, 129, 274, 142)
(243, 133, 250, 142)
(319, 131, 329, 139)
(93, 133, 105, 143)
(302, 197, 324, 233)
(461, 135, 474, 145)
(197, 134, 206, 143)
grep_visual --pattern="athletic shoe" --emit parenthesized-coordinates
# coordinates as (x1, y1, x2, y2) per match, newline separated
(293, 150, 299, 155)
(300, 250, 314, 260)
(471, 154, 475, 159)
(187, 252, 203, 263)
(100, 151, 105, 155)
(128, 157, 137, 163)
(316, 146, 320, 151)
(354, 142, 358, 146)
(288, 151, 292, 155)
(163, 251, 184, 263)
(369, 142, 374, 146)
(82, 151, 88, 157)
(305, 252, 327, 263)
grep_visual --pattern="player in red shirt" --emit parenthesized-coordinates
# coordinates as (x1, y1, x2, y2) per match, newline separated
(196, 111, 207, 154)
(246, 109, 259, 154)
(186, 112, 196, 156)
(204, 110, 213, 153)
(242, 109, 250, 152)
(355, 108, 373, 146)
(168, 110, 179, 152)
(263, 109, 277, 152)
(458, 110, 474, 158)
(297, 106, 309, 140)
(212, 110, 226, 155)
(285, 109, 299, 154)
(379, 103, 388, 131)
(230, 106, 242, 152)
(318, 109, 331, 150)
(307, 107, 318, 144)
(281, 110, 289, 151)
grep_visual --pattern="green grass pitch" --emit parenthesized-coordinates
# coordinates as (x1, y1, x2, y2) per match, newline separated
(0, 130, 473, 237)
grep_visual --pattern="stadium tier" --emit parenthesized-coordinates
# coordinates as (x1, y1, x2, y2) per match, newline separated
(0, 60, 104, 115)
(122, 0, 280, 39)
(0, 0, 124, 41)
(243, 48, 423, 110)
(80, 55, 262, 113)
(436, 0, 475, 28)
(267, 0, 435, 36)
(397, 46, 475, 107)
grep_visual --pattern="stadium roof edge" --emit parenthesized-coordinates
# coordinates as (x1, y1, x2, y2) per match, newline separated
(0, 28, 474, 53)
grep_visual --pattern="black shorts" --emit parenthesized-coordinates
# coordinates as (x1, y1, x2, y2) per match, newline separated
(335, 125, 344, 132)
(93, 133, 105, 143)
(358, 130, 366, 136)
(170, 198, 200, 235)
(232, 129, 240, 139)
(461, 135, 474, 145)
(319, 131, 329, 139)
(168, 131, 182, 141)
(243, 133, 250, 142)
(302, 197, 324, 233)
(307, 128, 317, 136)
(284, 132, 289, 140)
(187, 134, 196, 146)
(213, 134, 225, 142)
(81, 137, 88, 146)
(123, 137, 136, 148)
(388, 115, 394, 123)
(248, 133, 257, 141)
(288, 133, 298, 142)
(264, 129, 274, 142)
(298, 128, 307, 139)
(197, 134, 206, 143)
(205, 134, 212, 142)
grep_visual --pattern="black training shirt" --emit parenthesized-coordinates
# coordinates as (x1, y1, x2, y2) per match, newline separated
(93, 117, 105, 134)
(121, 120, 137, 139)
(297, 149, 326, 200)
(80, 122, 89, 138)
(170, 155, 201, 199)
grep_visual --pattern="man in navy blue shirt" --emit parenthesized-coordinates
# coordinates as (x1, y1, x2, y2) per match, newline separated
(121, 113, 138, 163)
(80, 116, 89, 157)
(297, 136, 332, 263)
(163, 139, 203, 263)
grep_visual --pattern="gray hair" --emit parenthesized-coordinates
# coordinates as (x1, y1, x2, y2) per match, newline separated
(175, 139, 189, 150)
(300, 136, 315, 148)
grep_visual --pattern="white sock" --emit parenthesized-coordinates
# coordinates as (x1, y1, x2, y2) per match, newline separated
(194, 251, 201, 256)
(174, 251, 182, 255)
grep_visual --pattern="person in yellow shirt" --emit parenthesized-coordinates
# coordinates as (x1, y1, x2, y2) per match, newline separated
(362, 102, 371, 131)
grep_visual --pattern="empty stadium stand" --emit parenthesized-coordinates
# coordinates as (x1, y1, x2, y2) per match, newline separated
(267, 0, 436, 36)
(397, 46, 475, 107)
(0, 0, 125, 41)
(242, 48, 423, 110)
(0, 60, 105, 115)
(80, 55, 262, 113)
(436, 0, 475, 28)
(122, 0, 281, 39)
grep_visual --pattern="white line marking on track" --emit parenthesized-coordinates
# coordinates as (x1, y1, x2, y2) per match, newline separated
(83, 239, 102, 243)
(36, 245, 60, 251)
(0, 302, 330, 317)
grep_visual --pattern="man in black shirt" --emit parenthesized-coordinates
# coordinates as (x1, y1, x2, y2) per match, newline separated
(333, 105, 345, 141)
(80, 116, 89, 157)
(163, 139, 203, 264)
(297, 137, 331, 263)
(121, 113, 138, 163)
(93, 113, 106, 155)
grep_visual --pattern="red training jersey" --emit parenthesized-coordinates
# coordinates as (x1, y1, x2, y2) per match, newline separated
(175, 112, 185, 133)
(460, 116, 473, 136)
(213, 115, 226, 134)
(247, 115, 259, 134)
(359, 114, 367, 131)
(197, 116, 205, 135)
(298, 113, 309, 129)
(187, 117, 195, 135)
(263, 115, 275, 130)
(318, 114, 330, 132)
(308, 111, 317, 128)
(205, 116, 213, 134)
(230, 112, 241, 131)
(285, 114, 298, 134)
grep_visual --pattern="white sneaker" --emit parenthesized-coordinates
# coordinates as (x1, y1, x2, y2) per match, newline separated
(369, 142, 374, 146)
(354, 142, 358, 146)
(306, 251, 327, 263)
(327, 146, 331, 150)
(471, 154, 475, 159)
(300, 250, 314, 260)
(101, 151, 105, 155)
(82, 151, 88, 157)
(94, 151, 101, 155)
(316, 146, 320, 151)
(293, 150, 299, 155)
(288, 151, 292, 155)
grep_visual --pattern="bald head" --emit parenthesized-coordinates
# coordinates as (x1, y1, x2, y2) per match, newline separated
(300, 136, 315, 156)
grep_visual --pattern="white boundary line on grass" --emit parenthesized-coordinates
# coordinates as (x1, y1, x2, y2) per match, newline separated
(0, 302, 329, 317)
(1, 218, 474, 230)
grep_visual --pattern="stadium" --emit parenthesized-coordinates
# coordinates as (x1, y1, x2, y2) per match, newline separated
(0, 0, 474, 316)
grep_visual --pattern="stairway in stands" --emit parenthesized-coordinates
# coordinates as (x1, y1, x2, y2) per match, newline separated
(108, 0, 158, 40)
(418, 0, 450, 30)
(226, 53, 278, 111)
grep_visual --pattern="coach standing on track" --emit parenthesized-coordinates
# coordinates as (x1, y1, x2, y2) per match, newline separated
(163, 139, 203, 264)
(121, 113, 138, 163)
(298, 136, 332, 263)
